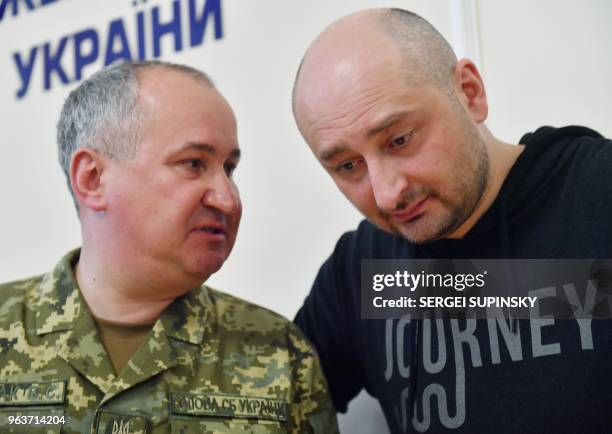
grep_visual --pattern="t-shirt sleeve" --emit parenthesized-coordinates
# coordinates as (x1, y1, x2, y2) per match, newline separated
(294, 232, 364, 413)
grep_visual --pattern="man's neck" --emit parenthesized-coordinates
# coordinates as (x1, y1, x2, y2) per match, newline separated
(75, 249, 176, 324)
(447, 137, 524, 240)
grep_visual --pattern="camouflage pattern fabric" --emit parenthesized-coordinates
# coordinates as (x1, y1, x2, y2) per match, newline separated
(0, 251, 339, 434)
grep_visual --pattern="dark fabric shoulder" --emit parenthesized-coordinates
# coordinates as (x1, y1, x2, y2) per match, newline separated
(519, 125, 603, 145)
(491, 126, 612, 236)
(513, 125, 611, 189)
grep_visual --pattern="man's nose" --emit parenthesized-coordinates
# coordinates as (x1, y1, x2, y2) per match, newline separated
(369, 161, 408, 212)
(202, 171, 240, 214)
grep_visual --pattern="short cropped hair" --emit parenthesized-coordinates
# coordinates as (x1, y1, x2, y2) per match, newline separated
(379, 8, 457, 89)
(56, 60, 213, 208)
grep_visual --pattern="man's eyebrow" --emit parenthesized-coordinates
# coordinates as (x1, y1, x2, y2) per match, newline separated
(180, 142, 241, 159)
(366, 111, 414, 138)
(317, 145, 347, 162)
(317, 111, 415, 161)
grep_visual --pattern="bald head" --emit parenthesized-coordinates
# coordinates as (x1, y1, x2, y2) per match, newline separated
(293, 8, 457, 127)
(375, 8, 457, 87)
(291, 8, 496, 244)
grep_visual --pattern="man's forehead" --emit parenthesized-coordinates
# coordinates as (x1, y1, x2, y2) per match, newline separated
(298, 23, 396, 89)
(138, 70, 235, 131)
(294, 24, 407, 128)
(296, 56, 420, 144)
(131, 67, 238, 156)
(136, 67, 216, 111)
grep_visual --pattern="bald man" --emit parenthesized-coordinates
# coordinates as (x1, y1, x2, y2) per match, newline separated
(293, 8, 612, 434)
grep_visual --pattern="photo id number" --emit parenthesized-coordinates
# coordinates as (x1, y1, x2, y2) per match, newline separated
(7, 415, 66, 425)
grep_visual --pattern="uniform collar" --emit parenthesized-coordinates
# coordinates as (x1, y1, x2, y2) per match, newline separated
(35, 249, 215, 345)
(33, 249, 217, 398)
(35, 249, 85, 335)
(160, 284, 215, 345)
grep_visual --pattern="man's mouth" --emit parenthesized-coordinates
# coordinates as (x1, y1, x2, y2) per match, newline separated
(193, 223, 227, 237)
(199, 227, 225, 235)
(390, 196, 430, 222)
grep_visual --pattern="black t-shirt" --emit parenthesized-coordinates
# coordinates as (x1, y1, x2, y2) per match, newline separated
(295, 126, 612, 433)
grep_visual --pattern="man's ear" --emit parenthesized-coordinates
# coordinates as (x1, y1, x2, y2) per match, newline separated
(70, 148, 108, 212)
(452, 58, 488, 123)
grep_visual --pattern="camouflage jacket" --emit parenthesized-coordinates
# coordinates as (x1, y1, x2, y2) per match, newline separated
(0, 251, 339, 434)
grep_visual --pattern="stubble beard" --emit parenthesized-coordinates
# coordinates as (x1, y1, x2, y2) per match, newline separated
(378, 123, 490, 244)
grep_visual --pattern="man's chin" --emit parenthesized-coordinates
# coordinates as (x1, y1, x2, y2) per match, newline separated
(370, 217, 448, 245)
(187, 255, 227, 283)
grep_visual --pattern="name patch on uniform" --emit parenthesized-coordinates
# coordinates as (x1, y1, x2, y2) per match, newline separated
(94, 411, 149, 434)
(170, 392, 288, 421)
(0, 381, 65, 405)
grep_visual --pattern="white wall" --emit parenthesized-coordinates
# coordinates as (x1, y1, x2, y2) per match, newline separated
(1, 1, 610, 433)
(478, 0, 612, 142)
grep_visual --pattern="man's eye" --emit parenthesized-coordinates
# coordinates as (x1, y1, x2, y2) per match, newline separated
(224, 162, 237, 177)
(390, 132, 412, 148)
(181, 159, 205, 171)
(336, 159, 363, 172)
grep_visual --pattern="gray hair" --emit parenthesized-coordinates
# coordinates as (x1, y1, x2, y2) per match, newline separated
(57, 60, 214, 208)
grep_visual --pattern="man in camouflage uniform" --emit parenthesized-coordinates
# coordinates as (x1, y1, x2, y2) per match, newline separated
(0, 61, 338, 434)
